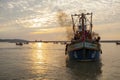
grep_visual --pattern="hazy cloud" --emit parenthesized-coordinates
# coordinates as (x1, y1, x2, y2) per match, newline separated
(0, 0, 120, 40)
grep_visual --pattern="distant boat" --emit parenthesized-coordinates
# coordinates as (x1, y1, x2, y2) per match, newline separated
(65, 13, 102, 61)
(116, 42, 120, 45)
(16, 42, 23, 46)
(24, 42, 29, 44)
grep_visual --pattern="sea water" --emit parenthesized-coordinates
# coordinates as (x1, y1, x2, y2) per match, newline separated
(0, 42, 120, 80)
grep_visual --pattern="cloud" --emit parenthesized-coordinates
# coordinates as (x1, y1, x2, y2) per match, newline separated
(30, 27, 66, 34)
(0, 0, 120, 40)
(93, 22, 120, 39)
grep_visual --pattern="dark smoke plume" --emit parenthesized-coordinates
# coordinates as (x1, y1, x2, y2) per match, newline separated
(56, 10, 73, 40)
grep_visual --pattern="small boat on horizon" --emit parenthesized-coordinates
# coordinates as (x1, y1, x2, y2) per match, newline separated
(24, 42, 29, 44)
(16, 42, 23, 46)
(116, 42, 120, 45)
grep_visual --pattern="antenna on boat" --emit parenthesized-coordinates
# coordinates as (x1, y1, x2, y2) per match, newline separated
(90, 12, 93, 33)
(71, 15, 75, 35)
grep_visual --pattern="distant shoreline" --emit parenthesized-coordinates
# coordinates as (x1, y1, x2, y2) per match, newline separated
(0, 39, 28, 43)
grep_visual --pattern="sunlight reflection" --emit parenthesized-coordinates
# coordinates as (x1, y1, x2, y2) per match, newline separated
(29, 43, 48, 75)
(36, 42, 42, 48)
(31, 43, 45, 64)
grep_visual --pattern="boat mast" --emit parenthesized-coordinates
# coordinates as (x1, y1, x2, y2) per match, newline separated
(71, 13, 93, 41)
(81, 13, 86, 41)
(90, 13, 93, 33)
(71, 15, 75, 35)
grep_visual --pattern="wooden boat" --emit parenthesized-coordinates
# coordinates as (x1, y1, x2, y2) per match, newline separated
(65, 13, 102, 61)
(16, 42, 23, 46)
(116, 42, 120, 45)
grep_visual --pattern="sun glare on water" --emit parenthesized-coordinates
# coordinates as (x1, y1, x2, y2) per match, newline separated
(28, 43, 48, 74)
(30, 43, 45, 64)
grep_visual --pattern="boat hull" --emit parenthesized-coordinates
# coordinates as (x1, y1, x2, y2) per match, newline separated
(66, 42, 101, 61)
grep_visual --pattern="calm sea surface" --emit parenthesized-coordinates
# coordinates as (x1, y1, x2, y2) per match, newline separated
(0, 42, 120, 80)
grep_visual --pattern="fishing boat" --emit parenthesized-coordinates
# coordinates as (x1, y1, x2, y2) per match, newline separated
(116, 42, 120, 45)
(16, 42, 23, 46)
(65, 13, 102, 61)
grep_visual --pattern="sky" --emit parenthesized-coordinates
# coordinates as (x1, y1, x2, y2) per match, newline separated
(0, 0, 120, 40)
